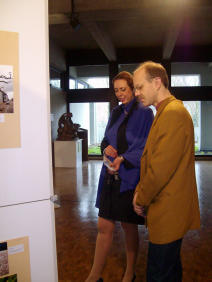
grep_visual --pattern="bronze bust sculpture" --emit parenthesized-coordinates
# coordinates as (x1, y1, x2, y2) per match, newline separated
(57, 113, 80, 141)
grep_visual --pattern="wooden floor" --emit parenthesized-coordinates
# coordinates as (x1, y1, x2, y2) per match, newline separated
(53, 160, 212, 282)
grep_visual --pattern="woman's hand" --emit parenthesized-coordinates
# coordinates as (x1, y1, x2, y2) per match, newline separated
(104, 145, 118, 158)
(110, 156, 124, 171)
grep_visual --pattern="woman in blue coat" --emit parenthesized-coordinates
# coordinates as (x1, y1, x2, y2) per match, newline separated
(86, 71, 154, 282)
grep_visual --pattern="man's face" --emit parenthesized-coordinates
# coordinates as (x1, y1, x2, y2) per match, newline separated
(133, 69, 157, 107)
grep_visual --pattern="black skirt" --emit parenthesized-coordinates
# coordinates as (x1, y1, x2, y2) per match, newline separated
(98, 173, 144, 225)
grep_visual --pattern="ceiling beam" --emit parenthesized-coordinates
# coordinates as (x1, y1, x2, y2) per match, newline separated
(49, 9, 177, 24)
(161, 0, 212, 59)
(162, 17, 183, 59)
(162, 0, 187, 60)
(82, 21, 117, 62)
(49, 13, 69, 25)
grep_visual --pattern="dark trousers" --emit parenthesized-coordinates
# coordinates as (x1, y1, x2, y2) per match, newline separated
(147, 238, 183, 282)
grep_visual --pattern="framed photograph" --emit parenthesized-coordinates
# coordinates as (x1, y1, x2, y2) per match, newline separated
(0, 65, 14, 113)
(0, 237, 30, 282)
(0, 31, 20, 148)
(0, 242, 9, 277)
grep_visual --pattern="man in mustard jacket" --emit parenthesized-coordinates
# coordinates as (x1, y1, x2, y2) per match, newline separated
(133, 61, 200, 282)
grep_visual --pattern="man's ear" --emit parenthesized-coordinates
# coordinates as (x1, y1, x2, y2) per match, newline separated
(154, 77, 162, 90)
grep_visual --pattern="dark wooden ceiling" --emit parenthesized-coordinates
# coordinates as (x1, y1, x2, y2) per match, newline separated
(49, 0, 212, 62)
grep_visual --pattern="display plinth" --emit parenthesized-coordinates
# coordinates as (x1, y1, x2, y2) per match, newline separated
(54, 139, 82, 168)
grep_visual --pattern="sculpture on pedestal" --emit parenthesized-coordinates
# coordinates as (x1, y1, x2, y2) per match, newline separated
(56, 112, 80, 141)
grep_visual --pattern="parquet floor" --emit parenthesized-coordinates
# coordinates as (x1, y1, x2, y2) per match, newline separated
(54, 160, 212, 282)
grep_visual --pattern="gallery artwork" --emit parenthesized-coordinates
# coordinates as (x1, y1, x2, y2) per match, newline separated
(0, 65, 14, 113)
(0, 242, 9, 276)
(57, 112, 80, 141)
(0, 274, 17, 282)
(0, 237, 30, 282)
(0, 31, 20, 148)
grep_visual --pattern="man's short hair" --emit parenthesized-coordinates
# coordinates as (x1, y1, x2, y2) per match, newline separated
(134, 61, 169, 89)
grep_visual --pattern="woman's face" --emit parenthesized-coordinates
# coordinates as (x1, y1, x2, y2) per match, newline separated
(114, 79, 134, 105)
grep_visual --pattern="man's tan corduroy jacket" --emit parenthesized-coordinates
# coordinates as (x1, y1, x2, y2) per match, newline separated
(135, 96, 200, 244)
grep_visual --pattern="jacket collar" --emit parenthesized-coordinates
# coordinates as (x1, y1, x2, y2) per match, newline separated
(142, 95, 177, 155)
(153, 95, 176, 125)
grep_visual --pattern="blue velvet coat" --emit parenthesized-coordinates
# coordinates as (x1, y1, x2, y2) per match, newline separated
(96, 99, 154, 208)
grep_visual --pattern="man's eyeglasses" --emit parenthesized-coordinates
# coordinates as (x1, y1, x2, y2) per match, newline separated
(133, 85, 143, 93)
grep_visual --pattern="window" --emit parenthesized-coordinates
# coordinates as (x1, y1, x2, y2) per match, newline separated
(183, 101, 212, 156)
(69, 102, 110, 155)
(50, 79, 61, 88)
(77, 81, 86, 89)
(69, 77, 109, 89)
(148, 105, 156, 116)
(69, 79, 75, 89)
(86, 77, 109, 88)
(183, 101, 200, 151)
(171, 62, 212, 86)
(171, 75, 200, 87)
(69, 65, 109, 89)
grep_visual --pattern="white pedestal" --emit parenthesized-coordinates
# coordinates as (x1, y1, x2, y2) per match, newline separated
(54, 140, 82, 168)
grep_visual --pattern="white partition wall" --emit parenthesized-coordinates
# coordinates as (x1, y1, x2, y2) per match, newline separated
(0, 0, 58, 281)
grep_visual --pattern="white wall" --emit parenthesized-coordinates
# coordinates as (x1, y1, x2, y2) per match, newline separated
(0, 0, 54, 204)
(0, 201, 57, 282)
(0, 0, 58, 281)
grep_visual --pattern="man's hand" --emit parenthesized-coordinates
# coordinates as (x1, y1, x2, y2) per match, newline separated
(133, 192, 146, 217)
(104, 145, 118, 158)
